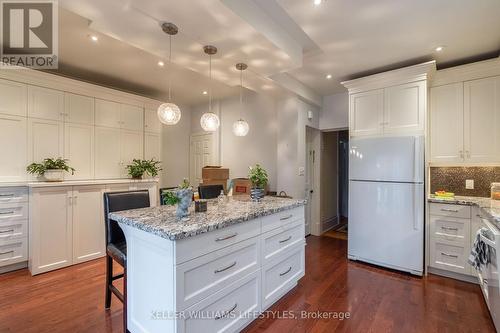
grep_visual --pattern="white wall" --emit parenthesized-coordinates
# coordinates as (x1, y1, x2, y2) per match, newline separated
(320, 92, 348, 130)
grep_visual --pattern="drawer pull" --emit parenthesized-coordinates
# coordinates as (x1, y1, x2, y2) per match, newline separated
(279, 236, 292, 244)
(214, 303, 238, 320)
(215, 233, 238, 242)
(280, 214, 293, 221)
(0, 194, 14, 197)
(441, 252, 458, 258)
(484, 278, 488, 285)
(0, 229, 14, 234)
(440, 208, 459, 213)
(0, 250, 14, 256)
(279, 266, 292, 276)
(441, 226, 459, 231)
(214, 261, 237, 274)
(0, 211, 15, 215)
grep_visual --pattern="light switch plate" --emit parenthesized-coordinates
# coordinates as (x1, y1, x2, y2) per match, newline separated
(298, 167, 305, 176)
(466, 179, 474, 190)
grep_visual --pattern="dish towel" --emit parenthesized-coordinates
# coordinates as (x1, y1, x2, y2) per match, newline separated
(468, 227, 490, 272)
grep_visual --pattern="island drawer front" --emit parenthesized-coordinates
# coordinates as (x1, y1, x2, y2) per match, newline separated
(0, 220, 27, 241)
(0, 203, 28, 222)
(262, 219, 305, 264)
(179, 270, 261, 333)
(175, 221, 260, 264)
(261, 207, 305, 233)
(430, 216, 469, 245)
(0, 187, 28, 204)
(0, 237, 27, 267)
(176, 237, 261, 310)
(429, 203, 471, 219)
(262, 243, 305, 310)
(429, 240, 469, 274)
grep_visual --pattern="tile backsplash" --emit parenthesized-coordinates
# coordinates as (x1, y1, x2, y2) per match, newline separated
(430, 167, 500, 197)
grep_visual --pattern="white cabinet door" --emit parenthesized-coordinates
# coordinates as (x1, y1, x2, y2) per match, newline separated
(30, 187, 73, 275)
(95, 126, 121, 179)
(0, 115, 27, 181)
(120, 130, 143, 177)
(430, 83, 465, 163)
(121, 104, 144, 131)
(28, 86, 64, 121)
(64, 93, 94, 125)
(349, 90, 384, 137)
(28, 118, 64, 162)
(64, 123, 94, 180)
(72, 185, 106, 264)
(95, 99, 121, 128)
(144, 108, 161, 133)
(145, 132, 161, 160)
(0, 79, 27, 117)
(384, 81, 425, 135)
(464, 76, 500, 163)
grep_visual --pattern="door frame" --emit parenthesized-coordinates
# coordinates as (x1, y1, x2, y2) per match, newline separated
(189, 132, 215, 187)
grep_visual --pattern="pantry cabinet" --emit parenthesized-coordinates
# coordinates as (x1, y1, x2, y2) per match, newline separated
(144, 108, 162, 133)
(64, 93, 94, 125)
(145, 132, 161, 160)
(0, 115, 27, 181)
(64, 123, 94, 180)
(95, 99, 143, 131)
(28, 86, 65, 121)
(28, 118, 64, 162)
(0, 79, 27, 117)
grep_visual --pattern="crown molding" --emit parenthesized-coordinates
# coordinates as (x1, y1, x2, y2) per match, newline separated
(431, 57, 500, 87)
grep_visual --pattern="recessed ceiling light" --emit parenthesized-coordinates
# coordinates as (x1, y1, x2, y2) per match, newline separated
(89, 35, 98, 42)
(202, 91, 208, 95)
(158, 61, 164, 67)
(326, 74, 332, 79)
(435, 46, 444, 52)
(314, 0, 322, 5)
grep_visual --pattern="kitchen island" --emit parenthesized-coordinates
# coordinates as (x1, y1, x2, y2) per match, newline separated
(109, 196, 306, 333)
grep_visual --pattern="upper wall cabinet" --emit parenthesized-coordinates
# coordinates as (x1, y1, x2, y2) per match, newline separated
(28, 118, 64, 163)
(95, 99, 144, 131)
(0, 79, 27, 117)
(145, 133, 161, 160)
(64, 123, 94, 180)
(120, 104, 144, 131)
(0, 115, 27, 181)
(383, 81, 425, 135)
(349, 90, 384, 137)
(145, 108, 161, 133)
(28, 86, 64, 121)
(64, 93, 94, 125)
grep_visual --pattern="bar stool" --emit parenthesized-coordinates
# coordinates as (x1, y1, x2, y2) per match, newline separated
(198, 184, 224, 199)
(103, 190, 150, 332)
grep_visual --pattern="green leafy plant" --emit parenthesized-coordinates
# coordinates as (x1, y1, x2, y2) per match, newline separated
(26, 158, 75, 176)
(161, 191, 180, 206)
(126, 159, 162, 179)
(178, 178, 191, 189)
(248, 164, 268, 189)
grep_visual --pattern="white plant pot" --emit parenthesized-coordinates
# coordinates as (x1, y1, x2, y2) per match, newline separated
(43, 169, 65, 182)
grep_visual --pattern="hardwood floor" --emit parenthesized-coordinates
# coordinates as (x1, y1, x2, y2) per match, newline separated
(0, 236, 494, 333)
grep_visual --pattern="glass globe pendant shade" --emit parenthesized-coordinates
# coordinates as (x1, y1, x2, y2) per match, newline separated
(232, 119, 249, 137)
(200, 112, 220, 132)
(157, 102, 181, 125)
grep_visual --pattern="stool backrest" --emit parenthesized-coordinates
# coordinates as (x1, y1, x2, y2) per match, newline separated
(198, 184, 224, 199)
(103, 190, 150, 245)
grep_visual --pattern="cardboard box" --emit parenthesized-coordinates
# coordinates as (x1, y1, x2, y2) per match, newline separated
(202, 166, 229, 180)
(232, 178, 252, 195)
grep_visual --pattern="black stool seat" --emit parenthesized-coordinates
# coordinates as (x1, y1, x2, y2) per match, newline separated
(107, 241, 126, 266)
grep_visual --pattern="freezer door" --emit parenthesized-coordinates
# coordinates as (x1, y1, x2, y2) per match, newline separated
(348, 180, 424, 274)
(349, 136, 424, 183)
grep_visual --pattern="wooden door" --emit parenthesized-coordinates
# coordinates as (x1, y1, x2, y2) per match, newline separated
(190, 133, 214, 186)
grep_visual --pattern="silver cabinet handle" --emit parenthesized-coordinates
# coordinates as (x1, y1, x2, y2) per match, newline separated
(0, 194, 14, 197)
(215, 233, 238, 242)
(214, 261, 237, 274)
(441, 252, 458, 258)
(279, 266, 292, 276)
(0, 229, 14, 234)
(484, 278, 488, 285)
(0, 211, 14, 215)
(214, 303, 237, 320)
(279, 236, 292, 244)
(441, 208, 459, 213)
(280, 214, 293, 221)
(0, 250, 14, 256)
(441, 226, 459, 231)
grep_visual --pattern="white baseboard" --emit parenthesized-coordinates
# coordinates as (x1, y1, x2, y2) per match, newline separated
(427, 266, 478, 284)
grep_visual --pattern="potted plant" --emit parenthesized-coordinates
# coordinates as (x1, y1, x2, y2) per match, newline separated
(26, 158, 75, 182)
(248, 164, 268, 201)
(175, 179, 193, 219)
(126, 159, 162, 179)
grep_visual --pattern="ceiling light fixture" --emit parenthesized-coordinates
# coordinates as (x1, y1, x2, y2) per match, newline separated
(157, 22, 181, 126)
(89, 35, 98, 42)
(435, 46, 444, 52)
(200, 45, 220, 132)
(158, 61, 164, 67)
(326, 74, 332, 79)
(232, 63, 249, 137)
(314, 0, 322, 5)
(202, 91, 208, 95)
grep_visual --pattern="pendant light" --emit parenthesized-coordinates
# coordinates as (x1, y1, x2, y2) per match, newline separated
(157, 22, 181, 125)
(200, 45, 220, 132)
(232, 63, 249, 137)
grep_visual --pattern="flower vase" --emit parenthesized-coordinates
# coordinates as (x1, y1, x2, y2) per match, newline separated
(176, 188, 193, 219)
(250, 187, 265, 202)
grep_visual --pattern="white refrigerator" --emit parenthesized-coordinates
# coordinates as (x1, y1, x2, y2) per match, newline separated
(348, 136, 424, 275)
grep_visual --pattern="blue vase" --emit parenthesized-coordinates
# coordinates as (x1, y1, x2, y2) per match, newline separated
(176, 188, 193, 219)
(250, 188, 265, 202)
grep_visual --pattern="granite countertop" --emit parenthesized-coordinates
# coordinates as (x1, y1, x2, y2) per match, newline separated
(428, 195, 500, 224)
(110, 196, 307, 241)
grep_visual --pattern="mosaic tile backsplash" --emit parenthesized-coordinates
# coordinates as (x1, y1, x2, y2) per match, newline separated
(430, 167, 500, 197)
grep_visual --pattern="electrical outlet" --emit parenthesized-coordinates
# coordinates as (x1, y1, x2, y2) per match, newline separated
(466, 179, 474, 190)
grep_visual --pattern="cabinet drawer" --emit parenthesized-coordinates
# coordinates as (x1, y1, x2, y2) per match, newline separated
(176, 237, 260, 310)
(0, 187, 28, 204)
(429, 203, 471, 219)
(180, 270, 260, 333)
(430, 216, 469, 245)
(175, 221, 260, 264)
(262, 244, 304, 310)
(0, 203, 28, 222)
(261, 207, 304, 233)
(430, 240, 469, 274)
(0, 220, 27, 241)
(262, 220, 304, 264)
(0, 237, 27, 267)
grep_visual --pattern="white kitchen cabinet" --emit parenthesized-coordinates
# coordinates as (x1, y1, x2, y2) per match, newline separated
(349, 89, 384, 137)
(30, 186, 73, 274)
(0, 79, 27, 117)
(144, 108, 161, 133)
(121, 104, 144, 132)
(28, 118, 64, 163)
(120, 130, 144, 177)
(64, 123, 94, 180)
(28, 86, 64, 121)
(72, 185, 106, 264)
(145, 132, 161, 160)
(95, 99, 121, 128)
(95, 126, 122, 179)
(384, 81, 425, 135)
(64, 93, 94, 125)
(0, 115, 27, 181)
(430, 83, 465, 163)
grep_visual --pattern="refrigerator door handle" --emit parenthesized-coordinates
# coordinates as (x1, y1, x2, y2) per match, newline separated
(413, 136, 422, 183)
(413, 185, 422, 231)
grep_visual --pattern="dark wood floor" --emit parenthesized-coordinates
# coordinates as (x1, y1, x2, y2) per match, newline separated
(0, 236, 494, 333)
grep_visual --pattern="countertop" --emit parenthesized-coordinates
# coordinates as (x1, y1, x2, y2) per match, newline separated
(428, 195, 500, 224)
(109, 196, 307, 241)
(0, 178, 159, 188)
